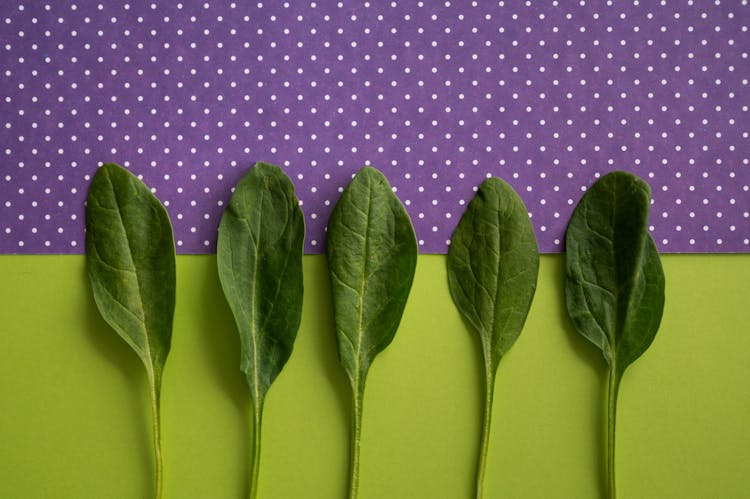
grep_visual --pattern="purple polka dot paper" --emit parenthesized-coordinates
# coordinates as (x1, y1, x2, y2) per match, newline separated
(1, 1, 749, 254)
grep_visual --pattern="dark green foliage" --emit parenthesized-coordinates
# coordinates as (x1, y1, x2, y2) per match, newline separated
(447, 177, 539, 499)
(565, 171, 665, 499)
(86, 162, 176, 499)
(326, 166, 418, 499)
(217, 162, 305, 499)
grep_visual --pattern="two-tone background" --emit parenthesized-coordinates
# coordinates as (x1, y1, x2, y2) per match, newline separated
(2, 2, 749, 497)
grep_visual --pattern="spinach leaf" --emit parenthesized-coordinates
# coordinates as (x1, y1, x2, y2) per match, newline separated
(565, 171, 665, 499)
(446, 177, 539, 499)
(326, 166, 417, 499)
(85, 162, 176, 499)
(217, 162, 305, 499)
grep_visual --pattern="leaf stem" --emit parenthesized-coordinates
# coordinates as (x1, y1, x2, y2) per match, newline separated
(249, 397, 264, 499)
(149, 382, 163, 499)
(349, 386, 364, 499)
(475, 364, 495, 499)
(607, 367, 621, 499)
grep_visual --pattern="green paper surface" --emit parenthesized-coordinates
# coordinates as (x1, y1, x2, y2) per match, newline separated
(1, 254, 749, 498)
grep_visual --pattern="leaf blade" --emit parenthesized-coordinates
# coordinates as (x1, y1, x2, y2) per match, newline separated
(326, 166, 418, 391)
(85, 162, 176, 385)
(564, 170, 665, 374)
(447, 177, 540, 371)
(217, 161, 305, 402)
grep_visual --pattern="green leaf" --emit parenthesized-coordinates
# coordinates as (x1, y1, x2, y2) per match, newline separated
(446, 177, 539, 499)
(85, 162, 175, 499)
(217, 162, 305, 499)
(564, 170, 665, 499)
(326, 166, 418, 499)
(565, 171, 665, 375)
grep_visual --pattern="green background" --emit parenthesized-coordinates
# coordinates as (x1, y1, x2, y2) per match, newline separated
(1, 254, 749, 498)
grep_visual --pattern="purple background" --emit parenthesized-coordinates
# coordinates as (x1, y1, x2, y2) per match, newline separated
(1, 1, 749, 254)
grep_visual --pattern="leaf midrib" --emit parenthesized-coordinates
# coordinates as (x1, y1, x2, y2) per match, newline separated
(610, 175, 621, 361)
(488, 200, 532, 357)
(489, 202, 508, 350)
(249, 187, 265, 403)
(354, 182, 374, 393)
(610, 176, 649, 368)
(584, 174, 648, 372)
